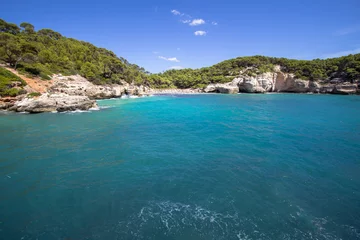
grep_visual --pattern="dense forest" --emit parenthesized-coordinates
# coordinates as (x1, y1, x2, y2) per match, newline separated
(1, 18, 360, 92)
(0, 19, 149, 87)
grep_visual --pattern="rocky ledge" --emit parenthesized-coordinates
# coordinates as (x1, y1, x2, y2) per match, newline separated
(1, 74, 153, 113)
(49, 74, 151, 99)
(203, 68, 359, 94)
(8, 93, 97, 113)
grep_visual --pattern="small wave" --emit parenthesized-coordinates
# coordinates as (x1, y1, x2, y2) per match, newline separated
(60, 109, 91, 114)
(99, 106, 112, 109)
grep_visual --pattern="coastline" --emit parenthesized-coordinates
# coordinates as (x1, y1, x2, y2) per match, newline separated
(1, 68, 359, 114)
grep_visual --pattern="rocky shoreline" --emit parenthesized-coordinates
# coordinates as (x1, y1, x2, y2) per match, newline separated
(203, 69, 359, 95)
(0, 74, 152, 113)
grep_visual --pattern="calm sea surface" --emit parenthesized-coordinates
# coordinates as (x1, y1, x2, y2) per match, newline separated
(0, 94, 360, 240)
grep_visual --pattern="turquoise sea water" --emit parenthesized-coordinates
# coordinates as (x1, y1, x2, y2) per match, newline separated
(0, 94, 360, 240)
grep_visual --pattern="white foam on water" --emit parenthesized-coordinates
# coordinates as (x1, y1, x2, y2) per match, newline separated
(60, 109, 91, 114)
(117, 201, 242, 239)
(51, 105, 112, 114)
(237, 231, 251, 240)
(99, 106, 112, 109)
(117, 201, 353, 239)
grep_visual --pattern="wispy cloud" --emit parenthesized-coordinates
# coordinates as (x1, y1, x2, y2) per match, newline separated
(159, 56, 180, 62)
(322, 48, 360, 59)
(194, 31, 207, 36)
(334, 26, 360, 36)
(171, 9, 181, 15)
(212, 21, 218, 26)
(152, 51, 159, 54)
(180, 19, 191, 24)
(189, 19, 205, 26)
(169, 66, 184, 70)
(177, 48, 180, 51)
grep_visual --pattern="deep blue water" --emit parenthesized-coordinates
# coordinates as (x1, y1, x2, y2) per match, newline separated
(0, 94, 360, 240)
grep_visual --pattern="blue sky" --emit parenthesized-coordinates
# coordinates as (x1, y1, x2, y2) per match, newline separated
(1, 0, 360, 73)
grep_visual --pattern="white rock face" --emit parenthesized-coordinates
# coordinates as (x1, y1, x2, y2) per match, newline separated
(257, 72, 276, 91)
(238, 78, 266, 93)
(309, 81, 321, 93)
(203, 83, 239, 94)
(49, 75, 151, 99)
(203, 85, 217, 93)
(203, 70, 323, 94)
(284, 78, 310, 93)
(274, 72, 287, 91)
(236, 72, 276, 93)
(10, 93, 97, 113)
(332, 84, 358, 94)
(238, 72, 312, 93)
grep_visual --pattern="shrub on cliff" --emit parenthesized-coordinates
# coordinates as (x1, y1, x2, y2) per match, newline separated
(28, 92, 41, 97)
(0, 67, 26, 97)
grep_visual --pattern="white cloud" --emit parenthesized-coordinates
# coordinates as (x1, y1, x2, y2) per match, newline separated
(169, 66, 184, 70)
(212, 21, 218, 26)
(189, 19, 205, 26)
(152, 51, 159, 54)
(194, 31, 207, 36)
(322, 48, 360, 59)
(180, 19, 191, 24)
(171, 10, 181, 15)
(334, 26, 360, 36)
(158, 56, 180, 62)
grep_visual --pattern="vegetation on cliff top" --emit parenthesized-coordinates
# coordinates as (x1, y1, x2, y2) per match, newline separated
(1, 18, 359, 91)
(0, 19, 149, 87)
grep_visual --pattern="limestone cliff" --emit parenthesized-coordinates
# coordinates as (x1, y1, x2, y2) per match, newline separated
(203, 66, 359, 94)
(1, 69, 152, 113)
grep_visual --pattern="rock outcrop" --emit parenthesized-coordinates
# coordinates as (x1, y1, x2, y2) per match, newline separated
(204, 83, 239, 94)
(9, 93, 97, 113)
(204, 78, 240, 94)
(238, 77, 266, 93)
(49, 75, 151, 99)
(332, 84, 358, 94)
(203, 66, 359, 95)
(1, 72, 154, 113)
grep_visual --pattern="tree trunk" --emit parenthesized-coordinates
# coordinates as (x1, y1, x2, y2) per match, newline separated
(14, 57, 22, 70)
